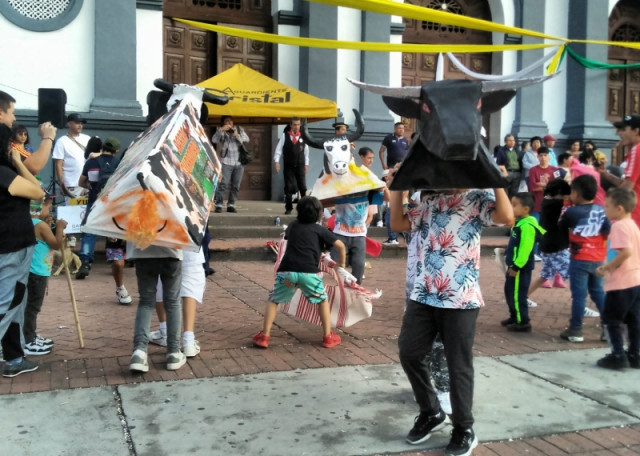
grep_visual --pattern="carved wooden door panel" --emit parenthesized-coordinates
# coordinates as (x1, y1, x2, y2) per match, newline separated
(217, 26, 272, 200)
(163, 17, 211, 85)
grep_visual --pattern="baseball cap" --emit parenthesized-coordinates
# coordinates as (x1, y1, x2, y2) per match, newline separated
(613, 114, 640, 130)
(332, 121, 348, 130)
(103, 137, 120, 151)
(67, 113, 87, 124)
(543, 134, 556, 142)
(594, 150, 606, 161)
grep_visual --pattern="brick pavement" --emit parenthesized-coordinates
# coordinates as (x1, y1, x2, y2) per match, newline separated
(3, 253, 639, 454)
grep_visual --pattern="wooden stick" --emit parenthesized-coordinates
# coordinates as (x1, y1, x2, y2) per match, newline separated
(60, 236, 84, 348)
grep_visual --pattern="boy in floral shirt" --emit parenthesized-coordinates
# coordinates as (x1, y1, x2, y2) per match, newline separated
(389, 181, 513, 456)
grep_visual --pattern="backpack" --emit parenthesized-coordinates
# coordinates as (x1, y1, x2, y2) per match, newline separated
(95, 154, 119, 194)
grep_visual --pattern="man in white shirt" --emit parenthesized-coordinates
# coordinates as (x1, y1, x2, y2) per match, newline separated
(52, 113, 90, 201)
(273, 117, 309, 214)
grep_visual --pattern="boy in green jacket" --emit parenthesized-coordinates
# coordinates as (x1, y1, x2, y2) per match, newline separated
(502, 192, 546, 332)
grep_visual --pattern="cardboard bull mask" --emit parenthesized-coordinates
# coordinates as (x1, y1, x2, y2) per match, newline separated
(302, 109, 385, 205)
(349, 75, 555, 190)
(83, 85, 226, 251)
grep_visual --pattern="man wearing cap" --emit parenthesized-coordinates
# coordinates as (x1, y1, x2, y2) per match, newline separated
(52, 113, 90, 201)
(606, 115, 640, 227)
(379, 122, 409, 170)
(543, 134, 559, 167)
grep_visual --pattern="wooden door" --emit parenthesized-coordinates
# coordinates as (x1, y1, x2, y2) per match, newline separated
(163, 17, 211, 85)
(401, 0, 492, 142)
(217, 26, 272, 200)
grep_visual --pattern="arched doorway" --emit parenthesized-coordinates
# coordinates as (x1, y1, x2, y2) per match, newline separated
(162, 0, 273, 200)
(401, 0, 493, 139)
(607, 0, 640, 164)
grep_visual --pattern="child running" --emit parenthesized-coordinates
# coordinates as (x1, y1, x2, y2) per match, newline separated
(23, 196, 67, 355)
(595, 187, 640, 369)
(252, 196, 346, 349)
(502, 192, 545, 332)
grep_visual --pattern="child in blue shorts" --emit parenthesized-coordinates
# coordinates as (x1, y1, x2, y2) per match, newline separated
(252, 196, 346, 349)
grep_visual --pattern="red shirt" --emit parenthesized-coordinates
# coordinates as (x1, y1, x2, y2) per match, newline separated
(624, 143, 640, 227)
(529, 165, 560, 212)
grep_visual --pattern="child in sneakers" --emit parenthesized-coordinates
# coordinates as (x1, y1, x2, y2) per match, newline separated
(23, 196, 66, 356)
(595, 187, 640, 369)
(502, 192, 545, 332)
(150, 248, 206, 358)
(390, 175, 514, 451)
(252, 196, 347, 349)
(527, 179, 572, 295)
(558, 175, 611, 342)
(107, 237, 132, 305)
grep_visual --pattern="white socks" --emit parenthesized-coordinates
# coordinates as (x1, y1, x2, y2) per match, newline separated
(183, 331, 194, 346)
(158, 321, 167, 337)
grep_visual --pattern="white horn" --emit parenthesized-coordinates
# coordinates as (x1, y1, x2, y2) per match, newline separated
(348, 78, 421, 98)
(481, 73, 559, 93)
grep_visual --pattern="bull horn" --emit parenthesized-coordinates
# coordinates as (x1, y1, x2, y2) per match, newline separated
(348, 77, 421, 99)
(301, 119, 326, 150)
(481, 73, 559, 93)
(346, 109, 365, 143)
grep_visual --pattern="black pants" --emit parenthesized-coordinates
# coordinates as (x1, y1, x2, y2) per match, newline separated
(24, 273, 48, 343)
(398, 300, 478, 428)
(504, 268, 532, 324)
(505, 171, 522, 200)
(603, 286, 640, 356)
(283, 164, 306, 211)
(1, 319, 23, 361)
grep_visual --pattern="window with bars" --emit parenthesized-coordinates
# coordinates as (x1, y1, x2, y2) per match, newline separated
(422, 0, 466, 34)
(0, 0, 83, 31)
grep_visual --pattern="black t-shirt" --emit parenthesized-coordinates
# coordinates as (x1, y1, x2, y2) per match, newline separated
(539, 198, 569, 253)
(278, 220, 338, 274)
(0, 165, 36, 254)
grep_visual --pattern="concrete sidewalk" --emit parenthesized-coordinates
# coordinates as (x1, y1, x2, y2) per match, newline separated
(1, 256, 639, 455)
(1, 350, 638, 455)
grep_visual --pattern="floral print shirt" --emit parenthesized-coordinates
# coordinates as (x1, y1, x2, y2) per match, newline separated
(408, 190, 496, 309)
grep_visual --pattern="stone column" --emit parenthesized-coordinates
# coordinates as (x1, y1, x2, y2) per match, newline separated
(560, 0, 617, 144)
(511, 0, 548, 139)
(90, 0, 142, 116)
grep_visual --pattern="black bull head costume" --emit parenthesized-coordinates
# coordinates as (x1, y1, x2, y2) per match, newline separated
(349, 75, 556, 190)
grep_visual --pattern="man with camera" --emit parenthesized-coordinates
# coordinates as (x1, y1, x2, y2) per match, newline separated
(212, 115, 249, 213)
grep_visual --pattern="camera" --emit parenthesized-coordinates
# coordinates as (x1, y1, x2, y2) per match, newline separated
(228, 128, 235, 134)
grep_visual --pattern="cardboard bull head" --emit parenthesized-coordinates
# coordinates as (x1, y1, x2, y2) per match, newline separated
(302, 109, 385, 204)
(349, 75, 556, 190)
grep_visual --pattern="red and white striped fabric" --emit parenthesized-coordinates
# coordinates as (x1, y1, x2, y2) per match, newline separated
(273, 234, 381, 327)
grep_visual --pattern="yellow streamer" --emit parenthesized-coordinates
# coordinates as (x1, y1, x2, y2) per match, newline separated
(546, 45, 566, 75)
(174, 19, 555, 54)
(308, 0, 565, 42)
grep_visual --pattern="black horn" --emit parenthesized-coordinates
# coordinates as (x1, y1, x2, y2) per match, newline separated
(301, 119, 326, 150)
(346, 109, 365, 143)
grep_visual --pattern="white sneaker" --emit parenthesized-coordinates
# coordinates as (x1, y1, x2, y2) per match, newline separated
(527, 299, 538, 308)
(130, 349, 149, 372)
(183, 340, 201, 358)
(149, 330, 167, 347)
(166, 351, 187, 370)
(584, 307, 600, 317)
(534, 254, 542, 262)
(116, 286, 132, 305)
(376, 221, 383, 228)
(383, 239, 399, 246)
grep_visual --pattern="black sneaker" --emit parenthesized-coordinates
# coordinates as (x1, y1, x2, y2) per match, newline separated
(500, 317, 516, 327)
(284, 209, 292, 215)
(3, 358, 39, 378)
(506, 322, 532, 332)
(627, 351, 640, 369)
(406, 409, 448, 445)
(597, 353, 630, 370)
(214, 206, 222, 213)
(560, 327, 583, 343)
(445, 427, 478, 456)
(75, 262, 90, 280)
(226, 206, 237, 213)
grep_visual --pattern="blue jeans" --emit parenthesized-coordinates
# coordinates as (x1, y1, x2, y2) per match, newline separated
(568, 259, 605, 330)
(78, 233, 97, 263)
(214, 163, 244, 207)
(385, 208, 397, 241)
(133, 258, 182, 353)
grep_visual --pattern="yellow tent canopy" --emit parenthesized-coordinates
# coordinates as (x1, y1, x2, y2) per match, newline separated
(197, 63, 338, 124)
